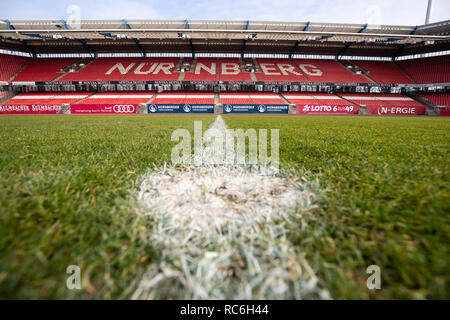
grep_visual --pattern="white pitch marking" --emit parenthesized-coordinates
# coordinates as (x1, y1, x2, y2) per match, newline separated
(132, 116, 330, 300)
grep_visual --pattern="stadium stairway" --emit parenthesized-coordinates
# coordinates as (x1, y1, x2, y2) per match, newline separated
(8, 59, 33, 82)
(291, 60, 312, 82)
(214, 92, 220, 105)
(404, 92, 439, 115)
(335, 93, 366, 114)
(178, 71, 186, 81)
(239, 59, 246, 72)
(54, 58, 96, 81)
(216, 57, 220, 81)
(145, 92, 159, 104)
(71, 92, 97, 104)
(53, 58, 85, 81)
(190, 57, 198, 73)
(174, 57, 184, 71)
(251, 58, 261, 73)
(121, 56, 145, 81)
(338, 60, 376, 84)
(58, 105, 71, 114)
(238, 58, 257, 81)
(0, 91, 15, 104)
(175, 57, 185, 81)
(278, 92, 291, 104)
(393, 61, 417, 84)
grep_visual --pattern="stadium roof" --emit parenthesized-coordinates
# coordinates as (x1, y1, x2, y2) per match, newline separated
(0, 19, 449, 57)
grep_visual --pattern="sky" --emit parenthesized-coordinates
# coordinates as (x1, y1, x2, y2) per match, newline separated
(0, 0, 449, 26)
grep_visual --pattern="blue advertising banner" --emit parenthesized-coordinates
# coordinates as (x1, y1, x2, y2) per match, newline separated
(223, 104, 288, 114)
(148, 104, 214, 114)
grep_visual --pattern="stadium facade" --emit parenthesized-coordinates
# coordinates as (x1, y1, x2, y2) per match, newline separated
(0, 19, 449, 116)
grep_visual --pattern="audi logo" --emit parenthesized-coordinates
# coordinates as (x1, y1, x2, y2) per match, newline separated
(113, 105, 135, 113)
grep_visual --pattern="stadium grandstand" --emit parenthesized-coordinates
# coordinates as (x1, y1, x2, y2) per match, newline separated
(0, 19, 449, 115)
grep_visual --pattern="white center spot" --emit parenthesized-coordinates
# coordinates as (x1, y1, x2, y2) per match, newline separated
(138, 166, 309, 232)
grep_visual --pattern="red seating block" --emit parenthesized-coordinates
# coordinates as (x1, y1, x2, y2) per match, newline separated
(420, 93, 450, 107)
(59, 58, 142, 81)
(352, 61, 412, 84)
(12, 58, 79, 82)
(0, 54, 30, 81)
(76, 91, 156, 104)
(294, 59, 368, 83)
(2, 92, 93, 105)
(152, 91, 215, 104)
(255, 59, 305, 82)
(398, 55, 450, 84)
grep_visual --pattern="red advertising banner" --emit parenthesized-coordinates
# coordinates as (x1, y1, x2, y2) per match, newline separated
(0, 104, 62, 114)
(440, 110, 450, 116)
(71, 104, 137, 114)
(367, 106, 426, 116)
(297, 104, 359, 114)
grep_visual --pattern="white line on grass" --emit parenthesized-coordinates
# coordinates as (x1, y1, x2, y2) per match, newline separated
(132, 116, 330, 299)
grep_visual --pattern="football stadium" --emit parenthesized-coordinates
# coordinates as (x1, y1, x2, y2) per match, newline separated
(0, 1, 449, 304)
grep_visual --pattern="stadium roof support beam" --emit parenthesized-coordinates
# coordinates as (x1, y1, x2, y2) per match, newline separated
(289, 40, 300, 60)
(290, 22, 310, 59)
(4, 19, 37, 58)
(189, 39, 195, 59)
(122, 19, 132, 30)
(358, 24, 368, 34)
(241, 39, 247, 59)
(240, 20, 251, 59)
(60, 18, 95, 58)
(336, 23, 368, 58)
(123, 18, 146, 58)
(21, 39, 36, 58)
(60, 19, 71, 30)
(336, 42, 352, 58)
(393, 25, 423, 59)
(78, 39, 96, 58)
(303, 21, 310, 31)
(4, 19, 16, 30)
(245, 20, 250, 30)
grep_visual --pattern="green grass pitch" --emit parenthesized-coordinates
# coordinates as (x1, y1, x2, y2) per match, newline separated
(0, 114, 448, 299)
